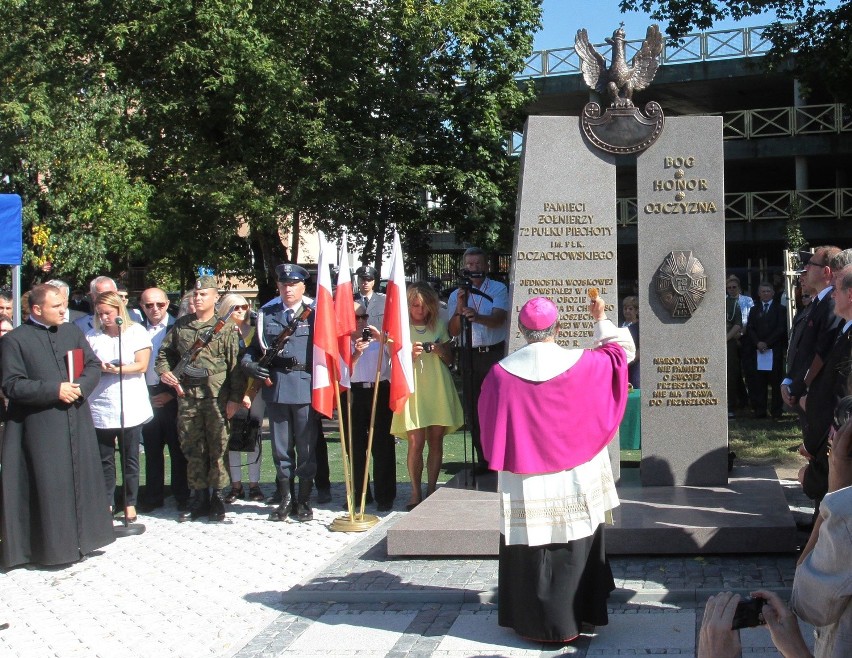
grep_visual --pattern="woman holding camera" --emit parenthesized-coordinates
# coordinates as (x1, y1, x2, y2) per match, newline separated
(390, 282, 463, 510)
(86, 291, 153, 522)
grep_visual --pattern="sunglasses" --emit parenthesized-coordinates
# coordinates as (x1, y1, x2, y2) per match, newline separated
(144, 302, 168, 309)
(231, 304, 249, 311)
(356, 313, 369, 319)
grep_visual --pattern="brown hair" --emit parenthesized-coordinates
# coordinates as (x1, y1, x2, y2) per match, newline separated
(407, 282, 440, 330)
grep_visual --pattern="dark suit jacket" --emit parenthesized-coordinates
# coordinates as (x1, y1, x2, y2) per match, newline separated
(786, 291, 841, 398)
(804, 325, 852, 454)
(742, 300, 787, 366)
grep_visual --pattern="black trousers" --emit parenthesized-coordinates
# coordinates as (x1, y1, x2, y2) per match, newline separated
(469, 344, 504, 465)
(97, 425, 142, 508)
(141, 397, 189, 505)
(342, 382, 396, 505)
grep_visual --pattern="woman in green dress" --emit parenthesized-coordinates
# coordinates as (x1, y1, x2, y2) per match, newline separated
(391, 283, 463, 510)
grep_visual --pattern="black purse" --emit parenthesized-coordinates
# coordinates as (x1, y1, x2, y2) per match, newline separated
(228, 408, 260, 452)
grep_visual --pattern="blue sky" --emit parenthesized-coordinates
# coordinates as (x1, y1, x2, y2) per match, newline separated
(533, 0, 781, 51)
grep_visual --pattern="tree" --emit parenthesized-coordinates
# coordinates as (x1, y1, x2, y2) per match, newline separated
(0, 2, 152, 287)
(0, 1, 541, 293)
(619, 1, 852, 103)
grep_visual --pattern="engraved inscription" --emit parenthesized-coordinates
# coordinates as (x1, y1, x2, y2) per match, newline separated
(648, 356, 719, 407)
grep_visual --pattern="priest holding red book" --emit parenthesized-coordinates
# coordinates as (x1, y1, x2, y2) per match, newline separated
(0, 283, 114, 568)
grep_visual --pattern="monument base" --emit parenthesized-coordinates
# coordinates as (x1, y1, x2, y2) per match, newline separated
(385, 465, 797, 557)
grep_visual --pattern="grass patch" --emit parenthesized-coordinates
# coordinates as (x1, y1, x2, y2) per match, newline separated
(133, 414, 805, 489)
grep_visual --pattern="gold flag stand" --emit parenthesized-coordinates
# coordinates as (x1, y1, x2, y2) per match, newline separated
(329, 332, 386, 532)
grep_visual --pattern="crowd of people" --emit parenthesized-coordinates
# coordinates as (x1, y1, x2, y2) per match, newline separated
(1, 245, 850, 656)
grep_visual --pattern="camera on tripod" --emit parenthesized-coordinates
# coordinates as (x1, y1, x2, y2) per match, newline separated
(457, 269, 486, 292)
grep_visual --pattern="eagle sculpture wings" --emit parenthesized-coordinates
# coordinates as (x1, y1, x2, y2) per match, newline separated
(575, 25, 663, 108)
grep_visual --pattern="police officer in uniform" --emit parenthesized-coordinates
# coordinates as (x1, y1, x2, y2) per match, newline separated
(243, 264, 318, 522)
(155, 276, 245, 522)
(354, 265, 385, 330)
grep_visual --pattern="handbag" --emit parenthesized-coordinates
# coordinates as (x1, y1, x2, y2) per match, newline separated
(228, 408, 260, 452)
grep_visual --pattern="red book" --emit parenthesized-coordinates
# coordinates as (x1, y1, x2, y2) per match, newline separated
(65, 349, 84, 383)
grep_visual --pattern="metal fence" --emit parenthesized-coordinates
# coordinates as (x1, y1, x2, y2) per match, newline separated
(518, 25, 776, 79)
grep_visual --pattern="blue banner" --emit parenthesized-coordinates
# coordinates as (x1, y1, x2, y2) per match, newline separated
(0, 194, 22, 265)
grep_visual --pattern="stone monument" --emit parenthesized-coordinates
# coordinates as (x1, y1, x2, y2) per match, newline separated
(386, 25, 796, 557)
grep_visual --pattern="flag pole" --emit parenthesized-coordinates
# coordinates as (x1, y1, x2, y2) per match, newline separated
(359, 330, 384, 516)
(330, 379, 378, 532)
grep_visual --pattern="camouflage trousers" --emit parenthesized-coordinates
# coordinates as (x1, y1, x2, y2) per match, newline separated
(177, 396, 230, 490)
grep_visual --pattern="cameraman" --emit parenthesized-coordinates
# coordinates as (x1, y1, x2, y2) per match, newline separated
(699, 409, 852, 658)
(447, 247, 508, 473)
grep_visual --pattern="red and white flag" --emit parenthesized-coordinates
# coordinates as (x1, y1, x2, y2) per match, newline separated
(311, 231, 339, 418)
(335, 232, 356, 389)
(382, 231, 414, 413)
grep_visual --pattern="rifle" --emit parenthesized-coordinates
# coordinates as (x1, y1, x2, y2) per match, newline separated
(169, 307, 236, 397)
(244, 306, 313, 402)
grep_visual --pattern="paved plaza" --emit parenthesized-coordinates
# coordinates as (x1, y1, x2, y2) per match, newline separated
(0, 474, 816, 657)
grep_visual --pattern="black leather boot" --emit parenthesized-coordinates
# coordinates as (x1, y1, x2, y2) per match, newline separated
(265, 476, 282, 505)
(179, 489, 209, 522)
(297, 478, 313, 522)
(208, 489, 226, 522)
(289, 478, 298, 516)
(268, 478, 291, 522)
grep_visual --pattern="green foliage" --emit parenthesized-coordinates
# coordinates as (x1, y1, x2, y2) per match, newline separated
(619, 1, 852, 103)
(785, 197, 808, 254)
(0, 0, 541, 291)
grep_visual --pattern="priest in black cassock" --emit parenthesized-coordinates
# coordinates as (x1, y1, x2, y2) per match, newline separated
(0, 283, 114, 569)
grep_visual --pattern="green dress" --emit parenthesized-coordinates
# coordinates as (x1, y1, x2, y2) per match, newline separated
(390, 319, 464, 437)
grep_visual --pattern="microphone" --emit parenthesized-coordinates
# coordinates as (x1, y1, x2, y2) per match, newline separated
(115, 317, 124, 326)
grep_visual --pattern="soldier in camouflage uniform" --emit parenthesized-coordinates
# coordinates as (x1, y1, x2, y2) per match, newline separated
(155, 276, 245, 522)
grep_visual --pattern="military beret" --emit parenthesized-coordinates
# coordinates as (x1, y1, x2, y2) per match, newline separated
(276, 263, 309, 283)
(356, 265, 377, 279)
(195, 275, 218, 291)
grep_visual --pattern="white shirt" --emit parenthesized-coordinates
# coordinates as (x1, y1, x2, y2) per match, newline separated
(446, 277, 509, 347)
(351, 339, 390, 382)
(86, 323, 154, 428)
(144, 318, 172, 386)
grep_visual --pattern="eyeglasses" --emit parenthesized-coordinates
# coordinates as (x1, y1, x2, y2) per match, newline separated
(356, 314, 369, 319)
(805, 260, 827, 269)
(144, 302, 168, 309)
(231, 304, 249, 311)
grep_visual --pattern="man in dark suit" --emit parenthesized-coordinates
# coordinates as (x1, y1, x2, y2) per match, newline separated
(354, 265, 385, 329)
(243, 264, 317, 522)
(137, 287, 188, 512)
(798, 254, 852, 507)
(782, 246, 842, 412)
(741, 282, 786, 418)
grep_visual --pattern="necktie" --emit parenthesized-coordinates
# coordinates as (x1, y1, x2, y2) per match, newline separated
(763, 302, 769, 313)
(285, 309, 294, 324)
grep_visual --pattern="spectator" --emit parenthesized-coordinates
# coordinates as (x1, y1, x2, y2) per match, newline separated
(86, 291, 153, 522)
(621, 295, 640, 388)
(0, 290, 13, 319)
(741, 281, 786, 419)
(391, 282, 463, 510)
(137, 287, 188, 512)
(219, 292, 265, 504)
(342, 301, 395, 512)
(0, 314, 12, 420)
(699, 410, 852, 658)
(446, 247, 508, 472)
(725, 276, 744, 418)
(0, 284, 114, 568)
(75, 275, 119, 332)
(177, 291, 196, 318)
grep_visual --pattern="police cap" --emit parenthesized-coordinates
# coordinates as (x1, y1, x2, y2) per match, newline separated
(276, 263, 310, 283)
(356, 265, 377, 280)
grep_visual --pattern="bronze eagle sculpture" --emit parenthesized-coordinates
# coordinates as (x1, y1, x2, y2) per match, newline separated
(575, 25, 663, 108)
